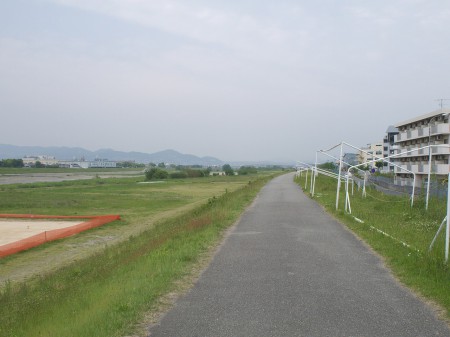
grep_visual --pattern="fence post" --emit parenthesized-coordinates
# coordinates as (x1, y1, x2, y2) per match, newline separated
(335, 143, 343, 210)
(305, 169, 308, 190)
(446, 173, 450, 262)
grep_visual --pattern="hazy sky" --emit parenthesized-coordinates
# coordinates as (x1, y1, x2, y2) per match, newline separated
(1, 1, 450, 162)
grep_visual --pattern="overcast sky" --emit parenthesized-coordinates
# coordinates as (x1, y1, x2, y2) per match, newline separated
(1, 1, 450, 162)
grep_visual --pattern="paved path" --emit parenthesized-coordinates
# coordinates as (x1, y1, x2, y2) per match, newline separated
(148, 173, 450, 337)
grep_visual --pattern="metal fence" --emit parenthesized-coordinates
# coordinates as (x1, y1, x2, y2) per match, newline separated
(366, 174, 448, 198)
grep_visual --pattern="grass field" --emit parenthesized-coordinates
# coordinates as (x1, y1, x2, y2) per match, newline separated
(0, 171, 280, 337)
(296, 172, 450, 321)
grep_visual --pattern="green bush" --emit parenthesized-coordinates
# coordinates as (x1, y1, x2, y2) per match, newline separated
(145, 168, 168, 180)
(238, 166, 257, 175)
(169, 171, 188, 179)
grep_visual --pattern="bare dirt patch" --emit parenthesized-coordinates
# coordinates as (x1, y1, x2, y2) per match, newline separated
(0, 220, 83, 245)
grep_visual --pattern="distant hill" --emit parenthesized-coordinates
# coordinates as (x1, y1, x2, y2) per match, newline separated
(0, 144, 223, 166)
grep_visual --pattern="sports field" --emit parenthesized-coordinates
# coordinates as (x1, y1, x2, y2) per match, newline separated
(0, 220, 82, 245)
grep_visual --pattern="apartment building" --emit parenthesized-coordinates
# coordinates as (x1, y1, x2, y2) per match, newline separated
(393, 108, 450, 186)
(382, 126, 399, 172)
(358, 142, 383, 165)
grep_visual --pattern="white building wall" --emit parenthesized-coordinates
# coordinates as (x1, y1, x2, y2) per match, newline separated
(393, 108, 450, 186)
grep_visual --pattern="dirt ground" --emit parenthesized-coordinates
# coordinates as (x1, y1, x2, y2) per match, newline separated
(0, 220, 83, 246)
(0, 170, 142, 185)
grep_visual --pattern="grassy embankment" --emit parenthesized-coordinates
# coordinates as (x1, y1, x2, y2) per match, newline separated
(0, 172, 279, 337)
(296, 172, 450, 319)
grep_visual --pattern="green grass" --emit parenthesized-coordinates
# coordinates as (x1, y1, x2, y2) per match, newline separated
(296, 173, 450, 318)
(0, 172, 279, 337)
(0, 175, 256, 217)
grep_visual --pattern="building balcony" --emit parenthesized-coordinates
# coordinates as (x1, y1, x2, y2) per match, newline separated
(431, 145, 450, 155)
(394, 124, 450, 142)
(432, 163, 450, 175)
(394, 147, 420, 157)
(394, 164, 418, 173)
(394, 163, 450, 175)
(430, 123, 450, 135)
(396, 129, 421, 142)
(393, 144, 450, 158)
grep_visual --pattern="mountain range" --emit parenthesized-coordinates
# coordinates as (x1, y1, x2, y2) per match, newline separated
(0, 144, 223, 166)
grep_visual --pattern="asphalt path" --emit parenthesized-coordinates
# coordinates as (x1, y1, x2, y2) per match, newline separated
(148, 173, 450, 337)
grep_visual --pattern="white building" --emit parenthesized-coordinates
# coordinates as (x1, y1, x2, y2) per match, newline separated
(382, 126, 399, 173)
(59, 158, 117, 169)
(22, 155, 59, 167)
(358, 142, 383, 165)
(393, 108, 450, 186)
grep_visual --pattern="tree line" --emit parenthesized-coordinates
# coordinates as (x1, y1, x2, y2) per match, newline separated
(0, 159, 24, 167)
(145, 164, 259, 180)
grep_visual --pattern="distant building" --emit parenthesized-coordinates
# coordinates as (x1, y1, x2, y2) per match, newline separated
(89, 158, 117, 168)
(358, 142, 383, 165)
(59, 158, 117, 169)
(342, 153, 358, 167)
(22, 155, 59, 167)
(209, 171, 226, 176)
(382, 125, 399, 172)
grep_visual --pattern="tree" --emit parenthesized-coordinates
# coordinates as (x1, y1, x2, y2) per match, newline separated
(238, 166, 257, 175)
(35, 161, 45, 168)
(145, 167, 168, 180)
(375, 161, 384, 170)
(222, 164, 234, 176)
(158, 162, 166, 168)
(0, 159, 24, 168)
(318, 162, 336, 171)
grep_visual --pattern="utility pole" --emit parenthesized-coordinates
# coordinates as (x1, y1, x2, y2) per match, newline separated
(435, 99, 450, 110)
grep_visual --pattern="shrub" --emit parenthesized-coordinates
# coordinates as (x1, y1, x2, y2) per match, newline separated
(238, 166, 257, 175)
(145, 168, 168, 180)
(169, 171, 188, 179)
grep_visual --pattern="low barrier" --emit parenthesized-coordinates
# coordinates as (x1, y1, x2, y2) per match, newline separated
(0, 214, 121, 258)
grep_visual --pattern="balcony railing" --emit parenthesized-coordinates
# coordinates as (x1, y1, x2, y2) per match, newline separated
(396, 128, 426, 142)
(430, 123, 450, 135)
(394, 164, 418, 174)
(394, 125, 450, 143)
(395, 163, 449, 175)
(434, 164, 450, 175)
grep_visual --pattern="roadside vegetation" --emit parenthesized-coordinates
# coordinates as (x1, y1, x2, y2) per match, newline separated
(295, 172, 450, 319)
(144, 164, 241, 181)
(0, 170, 280, 337)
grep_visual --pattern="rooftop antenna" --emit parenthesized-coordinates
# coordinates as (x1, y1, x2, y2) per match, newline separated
(435, 98, 450, 110)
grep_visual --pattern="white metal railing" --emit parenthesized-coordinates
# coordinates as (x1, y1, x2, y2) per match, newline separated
(434, 164, 450, 175)
(430, 123, 450, 135)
